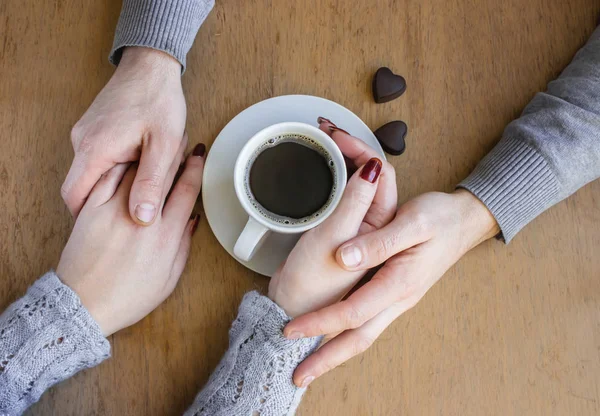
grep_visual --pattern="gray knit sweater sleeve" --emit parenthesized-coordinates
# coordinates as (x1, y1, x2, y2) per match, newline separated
(109, 0, 215, 71)
(185, 291, 322, 416)
(0, 271, 110, 416)
(460, 26, 600, 242)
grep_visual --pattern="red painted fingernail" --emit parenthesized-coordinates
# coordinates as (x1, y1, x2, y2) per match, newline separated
(192, 143, 206, 157)
(360, 158, 382, 183)
(317, 116, 336, 127)
(329, 125, 350, 135)
(191, 214, 200, 234)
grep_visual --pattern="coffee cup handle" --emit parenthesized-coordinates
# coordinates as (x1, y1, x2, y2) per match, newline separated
(234, 217, 270, 261)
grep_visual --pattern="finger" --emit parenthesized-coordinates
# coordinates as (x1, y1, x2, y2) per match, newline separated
(129, 133, 182, 226)
(285, 263, 407, 338)
(165, 215, 199, 295)
(335, 212, 429, 271)
(293, 302, 404, 387)
(161, 132, 189, 206)
(85, 163, 130, 208)
(317, 157, 383, 245)
(318, 118, 397, 229)
(162, 144, 206, 235)
(61, 152, 111, 218)
(113, 164, 138, 204)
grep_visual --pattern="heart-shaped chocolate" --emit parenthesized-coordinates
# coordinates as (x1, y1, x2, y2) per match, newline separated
(374, 121, 407, 155)
(372, 67, 406, 104)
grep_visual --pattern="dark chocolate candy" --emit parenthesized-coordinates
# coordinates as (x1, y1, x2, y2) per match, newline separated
(372, 67, 406, 103)
(374, 121, 407, 156)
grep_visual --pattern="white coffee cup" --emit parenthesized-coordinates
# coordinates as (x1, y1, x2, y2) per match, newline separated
(233, 122, 347, 261)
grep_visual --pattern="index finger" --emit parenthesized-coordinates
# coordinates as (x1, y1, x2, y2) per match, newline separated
(318, 118, 397, 229)
(61, 152, 111, 218)
(162, 144, 206, 236)
(284, 265, 402, 338)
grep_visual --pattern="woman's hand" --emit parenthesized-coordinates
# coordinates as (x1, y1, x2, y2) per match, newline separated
(61, 47, 186, 226)
(57, 139, 206, 337)
(267, 118, 398, 385)
(284, 142, 500, 384)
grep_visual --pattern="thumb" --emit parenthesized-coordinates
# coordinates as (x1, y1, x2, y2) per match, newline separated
(317, 158, 383, 245)
(335, 215, 425, 271)
(129, 134, 180, 225)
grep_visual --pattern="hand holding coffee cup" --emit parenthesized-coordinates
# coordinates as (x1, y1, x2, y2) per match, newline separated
(265, 119, 398, 389)
(266, 116, 397, 331)
(233, 122, 347, 261)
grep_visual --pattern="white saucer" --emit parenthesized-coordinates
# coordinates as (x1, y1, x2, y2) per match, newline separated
(202, 95, 386, 277)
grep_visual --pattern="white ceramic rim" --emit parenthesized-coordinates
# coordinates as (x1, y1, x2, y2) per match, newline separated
(233, 121, 347, 234)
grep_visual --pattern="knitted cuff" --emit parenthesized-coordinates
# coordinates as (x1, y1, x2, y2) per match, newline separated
(110, 0, 215, 72)
(458, 136, 559, 243)
(185, 291, 322, 416)
(0, 271, 110, 415)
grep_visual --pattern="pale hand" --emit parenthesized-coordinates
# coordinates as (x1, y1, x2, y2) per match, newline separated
(62, 47, 185, 226)
(268, 118, 398, 387)
(57, 142, 205, 337)
(284, 170, 500, 386)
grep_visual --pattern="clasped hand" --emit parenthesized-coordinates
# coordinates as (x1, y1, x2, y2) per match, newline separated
(274, 119, 499, 388)
(59, 52, 499, 390)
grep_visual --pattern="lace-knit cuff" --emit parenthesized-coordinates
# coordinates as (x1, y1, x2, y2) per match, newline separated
(0, 271, 110, 415)
(185, 291, 323, 416)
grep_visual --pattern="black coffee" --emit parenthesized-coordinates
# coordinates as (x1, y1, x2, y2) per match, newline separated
(249, 139, 334, 220)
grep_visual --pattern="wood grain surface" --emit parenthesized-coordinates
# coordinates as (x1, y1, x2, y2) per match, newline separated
(1, 1, 600, 415)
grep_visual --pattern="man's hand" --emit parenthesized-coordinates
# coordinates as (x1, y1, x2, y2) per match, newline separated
(62, 47, 186, 225)
(285, 183, 500, 385)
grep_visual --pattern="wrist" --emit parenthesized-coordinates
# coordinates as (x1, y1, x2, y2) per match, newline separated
(268, 286, 296, 318)
(117, 47, 181, 78)
(452, 189, 500, 252)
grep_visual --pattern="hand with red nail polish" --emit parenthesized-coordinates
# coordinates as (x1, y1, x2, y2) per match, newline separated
(267, 121, 398, 387)
(284, 123, 499, 385)
(57, 143, 206, 336)
(62, 47, 186, 226)
(283, 122, 498, 386)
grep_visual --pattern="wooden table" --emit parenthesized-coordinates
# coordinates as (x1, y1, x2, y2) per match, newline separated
(1, 1, 600, 414)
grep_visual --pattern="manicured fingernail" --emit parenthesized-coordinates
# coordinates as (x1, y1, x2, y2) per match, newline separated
(286, 331, 305, 340)
(192, 214, 200, 235)
(193, 143, 206, 157)
(360, 158, 382, 183)
(135, 203, 156, 223)
(317, 116, 336, 127)
(301, 376, 315, 388)
(329, 125, 350, 135)
(340, 244, 362, 268)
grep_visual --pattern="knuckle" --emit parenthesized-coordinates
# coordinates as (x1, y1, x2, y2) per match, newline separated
(70, 123, 84, 147)
(309, 312, 329, 336)
(369, 204, 395, 226)
(176, 180, 198, 197)
(76, 136, 96, 155)
(411, 212, 431, 234)
(342, 303, 367, 329)
(349, 188, 372, 208)
(353, 335, 375, 355)
(372, 233, 400, 261)
(60, 183, 71, 202)
(397, 276, 421, 301)
(135, 173, 163, 194)
(377, 256, 426, 302)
